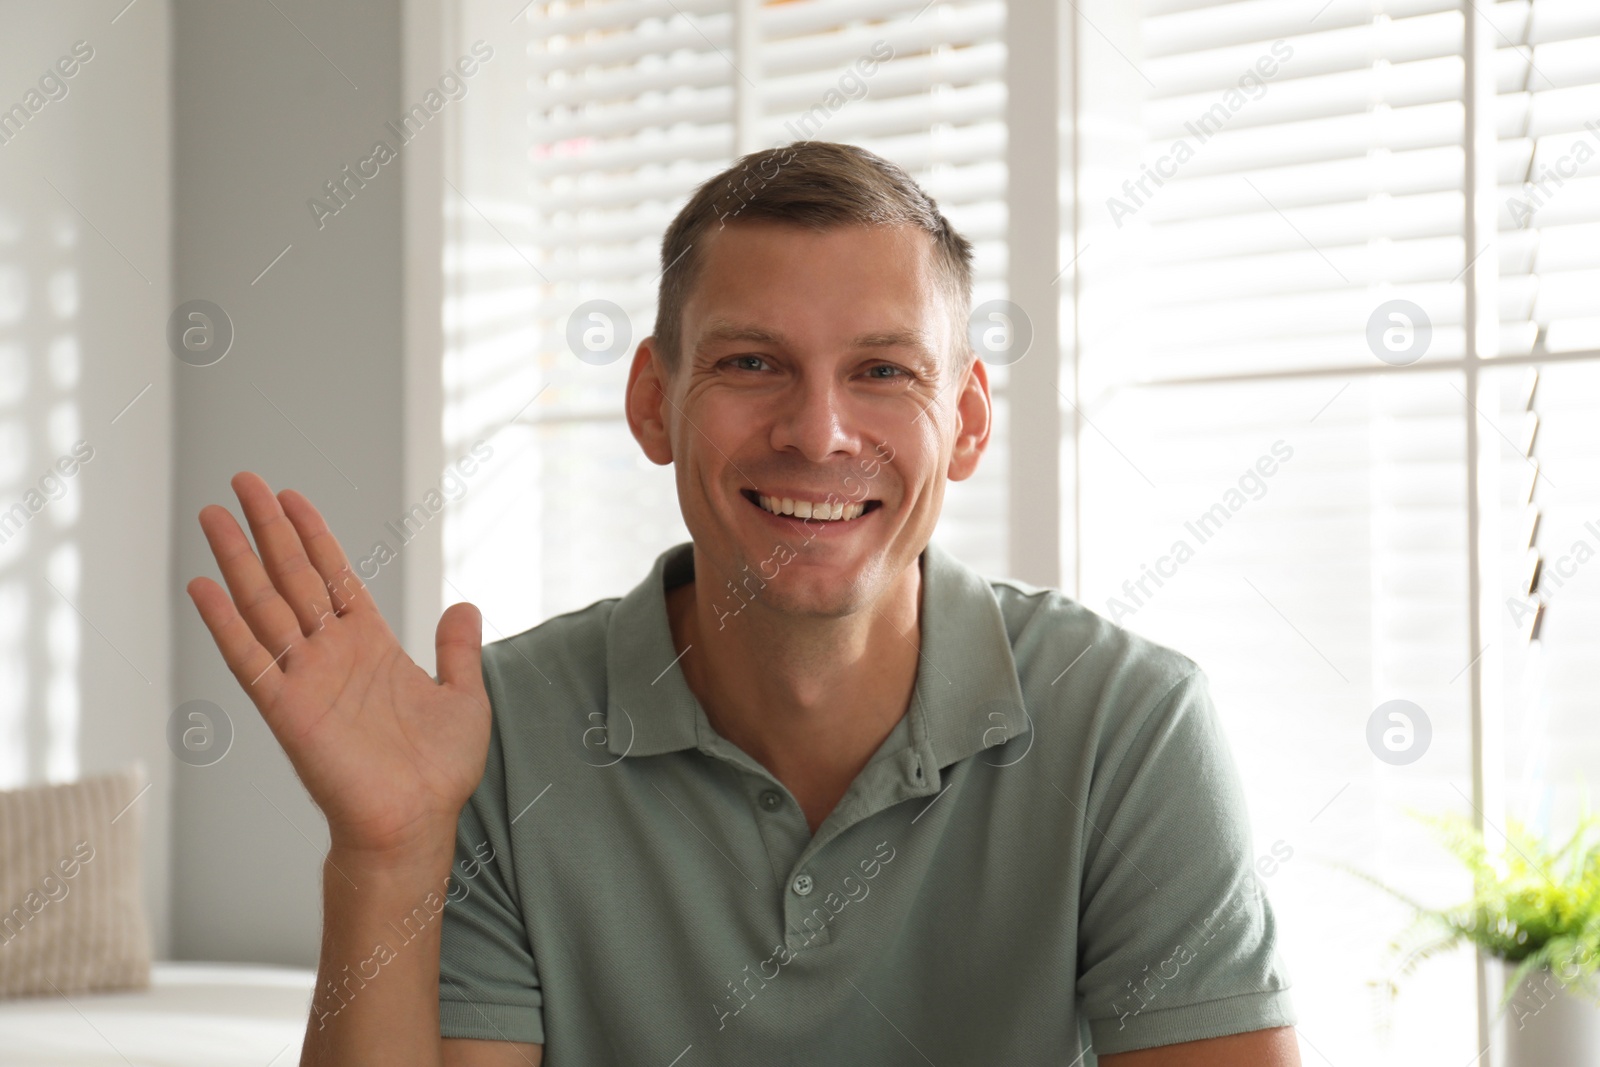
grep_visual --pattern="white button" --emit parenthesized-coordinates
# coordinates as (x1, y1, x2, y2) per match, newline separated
(792, 873, 814, 896)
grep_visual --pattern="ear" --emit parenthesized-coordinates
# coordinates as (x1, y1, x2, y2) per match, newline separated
(626, 337, 675, 466)
(946, 354, 992, 482)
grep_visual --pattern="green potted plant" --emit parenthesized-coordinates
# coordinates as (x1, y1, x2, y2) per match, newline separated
(1346, 810, 1600, 1065)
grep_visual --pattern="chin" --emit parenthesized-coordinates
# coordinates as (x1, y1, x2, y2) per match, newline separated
(774, 552, 898, 613)
(758, 585, 867, 621)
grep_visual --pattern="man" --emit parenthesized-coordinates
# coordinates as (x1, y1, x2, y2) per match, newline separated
(189, 142, 1299, 1065)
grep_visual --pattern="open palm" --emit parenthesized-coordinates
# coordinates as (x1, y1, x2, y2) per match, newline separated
(187, 472, 491, 858)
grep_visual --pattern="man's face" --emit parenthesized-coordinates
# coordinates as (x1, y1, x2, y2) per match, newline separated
(627, 221, 990, 620)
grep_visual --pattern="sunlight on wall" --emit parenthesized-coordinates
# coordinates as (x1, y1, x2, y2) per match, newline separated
(0, 202, 83, 788)
(46, 217, 81, 784)
(0, 203, 25, 789)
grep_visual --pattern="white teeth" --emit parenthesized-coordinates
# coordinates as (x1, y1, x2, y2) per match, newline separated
(754, 493, 869, 522)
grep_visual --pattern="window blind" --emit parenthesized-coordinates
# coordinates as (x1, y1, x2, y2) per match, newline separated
(1489, 0, 1600, 842)
(1082, 0, 1472, 389)
(1494, 0, 1600, 357)
(1074, 1, 1489, 1060)
(1494, 362, 1600, 832)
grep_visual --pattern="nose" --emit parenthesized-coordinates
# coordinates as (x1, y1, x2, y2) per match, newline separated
(769, 374, 856, 462)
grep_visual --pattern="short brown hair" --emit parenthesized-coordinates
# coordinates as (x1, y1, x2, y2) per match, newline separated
(652, 142, 975, 375)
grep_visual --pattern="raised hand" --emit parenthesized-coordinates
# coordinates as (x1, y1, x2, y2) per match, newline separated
(186, 472, 492, 861)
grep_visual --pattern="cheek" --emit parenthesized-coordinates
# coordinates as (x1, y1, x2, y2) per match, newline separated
(889, 427, 946, 489)
(671, 402, 738, 474)
(674, 415, 754, 511)
(690, 393, 768, 451)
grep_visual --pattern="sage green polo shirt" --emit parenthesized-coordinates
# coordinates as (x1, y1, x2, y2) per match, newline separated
(438, 540, 1296, 1062)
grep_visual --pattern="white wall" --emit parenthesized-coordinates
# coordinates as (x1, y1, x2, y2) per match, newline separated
(169, 0, 410, 966)
(0, 0, 174, 955)
(0, 0, 447, 969)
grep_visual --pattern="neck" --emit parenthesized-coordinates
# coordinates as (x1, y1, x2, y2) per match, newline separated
(666, 547, 923, 829)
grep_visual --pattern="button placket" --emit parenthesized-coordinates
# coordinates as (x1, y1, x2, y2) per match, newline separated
(784, 868, 831, 950)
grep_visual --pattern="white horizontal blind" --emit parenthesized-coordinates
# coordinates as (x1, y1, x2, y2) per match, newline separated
(446, 0, 734, 636)
(1081, 0, 1470, 391)
(1080, 376, 1478, 1061)
(447, 0, 1011, 634)
(1492, 0, 1600, 356)
(1493, 363, 1600, 832)
(1076, 1, 1482, 1061)
(1484, 0, 1600, 844)
(1489, 0, 1600, 836)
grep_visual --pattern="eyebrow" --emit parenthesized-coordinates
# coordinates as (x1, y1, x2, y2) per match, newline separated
(692, 320, 940, 366)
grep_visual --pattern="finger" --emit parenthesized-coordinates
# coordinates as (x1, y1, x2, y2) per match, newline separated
(435, 602, 487, 707)
(186, 576, 286, 709)
(278, 488, 377, 618)
(232, 472, 335, 636)
(198, 501, 304, 658)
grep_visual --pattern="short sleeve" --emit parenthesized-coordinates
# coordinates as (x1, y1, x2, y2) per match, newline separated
(1074, 668, 1296, 1056)
(438, 667, 545, 1045)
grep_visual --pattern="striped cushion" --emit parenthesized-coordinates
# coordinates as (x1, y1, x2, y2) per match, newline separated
(0, 766, 152, 998)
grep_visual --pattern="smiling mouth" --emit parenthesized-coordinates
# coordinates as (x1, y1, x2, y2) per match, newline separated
(740, 488, 882, 522)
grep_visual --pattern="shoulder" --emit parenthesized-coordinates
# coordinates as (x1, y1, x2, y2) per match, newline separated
(988, 573, 1201, 699)
(479, 596, 618, 721)
(984, 573, 1209, 764)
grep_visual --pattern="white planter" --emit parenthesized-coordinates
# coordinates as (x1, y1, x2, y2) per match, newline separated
(1501, 969, 1600, 1067)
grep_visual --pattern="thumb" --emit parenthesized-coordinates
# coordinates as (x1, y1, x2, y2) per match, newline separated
(435, 601, 485, 696)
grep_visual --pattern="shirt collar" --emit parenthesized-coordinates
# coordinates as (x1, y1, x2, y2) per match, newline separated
(603, 540, 1030, 769)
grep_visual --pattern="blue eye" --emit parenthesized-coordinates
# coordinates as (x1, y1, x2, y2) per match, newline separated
(867, 364, 907, 379)
(729, 355, 768, 371)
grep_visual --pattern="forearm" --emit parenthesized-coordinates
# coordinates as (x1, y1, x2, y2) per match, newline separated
(300, 838, 457, 1066)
